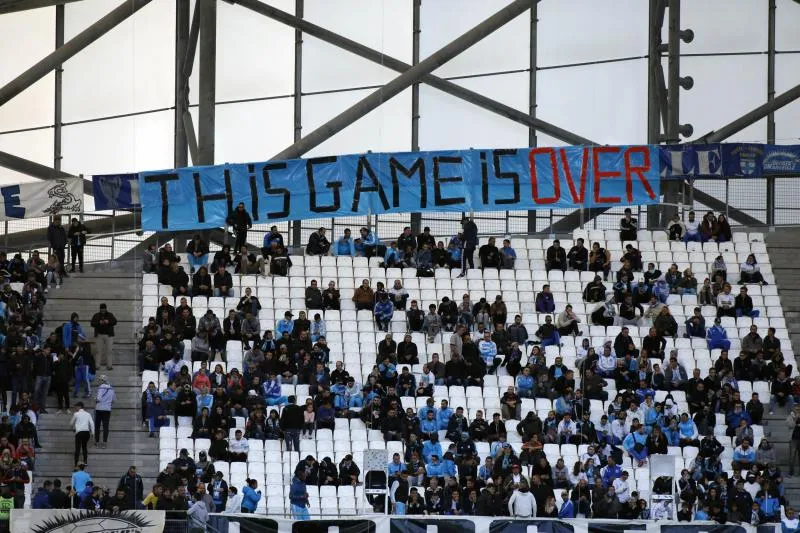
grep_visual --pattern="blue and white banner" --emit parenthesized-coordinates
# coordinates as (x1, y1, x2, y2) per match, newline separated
(0, 178, 83, 221)
(660, 143, 800, 179)
(139, 146, 661, 231)
(92, 173, 141, 210)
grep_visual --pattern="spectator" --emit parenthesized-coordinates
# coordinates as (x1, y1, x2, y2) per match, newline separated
(458, 218, 479, 277)
(741, 325, 763, 356)
(556, 305, 581, 337)
(683, 211, 702, 242)
(93, 375, 115, 449)
(306, 227, 330, 256)
(66, 218, 90, 273)
(213, 264, 233, 297)
(322, 281, 340, 310)
(707, 318, 731, 351)
(279, 396, 303, 452)
(90, 303, 117, 370)
(500, 239, 516, 269)
(620, 208, 638, 241)
(142, 243, 158, 274)
(739, 254, 766, 285)
(535, 285, 555, 313)
(228, 202, 252, 251)
(545, 240, 567, 272)
(478, 331, 500, 374)
(583, 275, 606, 303)
(716, 283, 736, 318)
(70, 402, 94, 467)
(589, 242, 611, 280)
(388, 280, 409, 310)
(535, 316, 560, 348)
(423, 304, 442, 343)
(352, 279, 374, 311)
(192, 266, 213, 297)
(358, 227, 380, 258)
(334, 229, 356, 256)
(47, 217, 68, 276)
(736, 286, 760, 318)
(185, 234, 208, 274)
(479, 237, 500, 271)
(567, 238, 588, 271)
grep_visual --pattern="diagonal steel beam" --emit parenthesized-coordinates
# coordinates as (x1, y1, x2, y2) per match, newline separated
(0, 151, 93, 196)
(0, 0, 83, 15)
(0, 0, 152, 108)
(694, 82, 800, 144)
(232, 0, 594, 147)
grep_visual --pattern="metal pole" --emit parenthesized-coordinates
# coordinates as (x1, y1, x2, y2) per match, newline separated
(527, 0, 538, 235)
(0, 0, 152, 108)
(290, 0, 304, 248)
(647, 0, 663, 145)
(271, 0, 535, 160)
(766, 0, 776, 225)
(409, 0, 422, 235)
(0, 0, 83, 15)
(111, 209, 117, 261)
(197, 0, 216, 166)
(54, 3, 64, 172)
(174, 0, 190, 169)
(697, 82, 800, 143)
(666, 0, 680, 142)
(231, 0, 592, 148)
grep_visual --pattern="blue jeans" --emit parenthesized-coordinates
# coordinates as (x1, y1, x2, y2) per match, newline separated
(708, 339, 731, 351)
(188, 254, 208, 271)
(678, 288, 697, 295)
(736, 309, 760, 318)
(284, 429, 300, 452)
(292, 503, 310, 520)
(34, 376, 51, 411)
(266, 396, 288, 406)
(213, 288, 234, 297)
(683, 232, 703, 243)
(628, 447, 649, 461)
(149, 416, 170, 433)
(541, 331, 561, 348)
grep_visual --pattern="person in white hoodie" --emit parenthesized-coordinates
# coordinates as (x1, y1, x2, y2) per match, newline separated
(223, 486, 243, 514)
(94, 375, 116, 449)
(508, 480, 537, 518)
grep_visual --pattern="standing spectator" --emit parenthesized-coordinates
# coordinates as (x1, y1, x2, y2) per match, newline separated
(306, 228, 330, 256)
(228, 202, 252, 252)
(279, 396, 303, 452)
(187, 491, 210, 532)
(67, 218, 89, 273)
(71, 464, 92, 494)
(459, 218, 478, 277)
(91, 303, 117, 370)
(52, 351, 71, 414)
(545, 240, 567, 272)
(94, 375, 116, 449)
(289, 470, 310, 520)
(508, 480, 537, 517)
(620, 208, 638, 241)
(71, 402, 94, 467)
(117, 466, 144, 510)
(32, 349, 53, 414)
(47, 216, 68, 276)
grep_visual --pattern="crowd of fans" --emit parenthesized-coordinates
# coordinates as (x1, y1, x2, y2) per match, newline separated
(137, 210, 797, 524)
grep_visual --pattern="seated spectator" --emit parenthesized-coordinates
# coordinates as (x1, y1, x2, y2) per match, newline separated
(733, 439, 756, 470)
(213, 265, 233, 297)
(738, 254, 766, 285)
(477, 331, 500, 374)
(438, 297, 458, 331)
(236, 287, 261, 318)
(431, 241, 449, 268)
(653, 307, 678, 337)
(406, 300, 424, 332)
(322, 281, 340, 310)
(309, 314, 326, 343)
(622, 244, 643, 272)
(388, 280, 409, 310)
(142, 243, 158, 274)
(567, 238, 588, 271)
(397, 226, 416, 253)
(716, 283, 736, 318)
(620, 208, 638, 241)
(555, 305, 582, 337)
(618, 295, 643, 326)
(358, 227, 380, 258)
(262, 226, 284, 252)
(714, 214, 732, 243)
(706, 318, 731, 351)
(228, 430, 249, 462)
(499, 239, 516, 269)
(186, 234, 209, 274)
(167, 262, 190, 297)
(479, 237, 501, 271)
(535, 285, 555, 314)
(684, 314, 706, 339)
(534, 316, 560, 348)
(305, 228, 330, 256)
(383, 242, 401, 268)
(192, 266, 213, 297)
(490, 295, 507, 326)
(423, 304, 442, 342)
(677, 269, 698, 295)
(770, 371, 792, 414)
(352, 279, 374, 311)
(741, 325, 763, 356)
(545, 240, 567, 272)
(622, 425, 649, 467)
(334, 229, 356, 256)
(736, 286, 760, 318)
(268, 244, 293, 276)
(583, 276, 606, 303)
(374, 293, 394, 332)
(683, 211, 702, 242)
(589, 242, 611, 280)
(240, 312, 260, 350)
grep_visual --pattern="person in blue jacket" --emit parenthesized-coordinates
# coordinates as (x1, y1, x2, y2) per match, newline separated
(422, 434, 443, 464)
(420, 411, 438, 441)
(374, 294, 394, 332)
(425, 455, 445, 480)
(289, 470, 310, 520)
(31, 481, 52, 509)
(436, 400, 453, 431)
(707, 318, 732, 351)
(359, 227, 380, 258)
(558, 491, 575, 518)
(62, 313, 86, 351)
(623, 424, 649, 466)
(384, 242, 401, 268)
(241, 478, 262, 514)
(334, 229, 356, 256)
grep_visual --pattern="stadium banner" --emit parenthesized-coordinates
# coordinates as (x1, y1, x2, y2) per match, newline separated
(211, 514, 780, 533)
(660, 143, 800, 179)
(0, 177, 83, 221)
(11, 508, 166, 533)
(92, 173, 141, 209)
(139, 145, 661, 231)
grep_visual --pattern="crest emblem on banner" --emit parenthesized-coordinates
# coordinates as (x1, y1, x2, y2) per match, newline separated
(98, 175, 123, 207)
(43, 179, 82, 215)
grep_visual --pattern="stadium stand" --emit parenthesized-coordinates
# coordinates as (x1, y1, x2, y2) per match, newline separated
(138, 217, 796, 521)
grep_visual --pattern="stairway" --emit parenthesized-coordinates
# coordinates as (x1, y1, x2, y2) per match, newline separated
(764, 228, 800, 505)
(35, 262, 159, 495)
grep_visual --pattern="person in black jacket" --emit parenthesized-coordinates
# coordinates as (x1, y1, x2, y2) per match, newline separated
(186, 234, 209, 274)
(67, 218, 90, 273)
(479, 237, 501, 271)
(458, 218, 478, 277)
(49, 479, 68, 509)
(47, 217, 68, 276)
(228, 202, 252, 252)
(91, 303, 118, 370)
(567, 238, 588, 271)
(545, 240, 567, 272)
(306, 228, 331, 256)
(279, 395, 304, 452)
(117, 466, 144, 510)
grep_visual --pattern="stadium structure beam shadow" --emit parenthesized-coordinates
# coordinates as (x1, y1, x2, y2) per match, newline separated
(0, 0, 83, 15)
(231, 0, 595, 148)
(0, 0, 152, 108)
(542, 80, 800, 234)
(0, 151, 93, 196)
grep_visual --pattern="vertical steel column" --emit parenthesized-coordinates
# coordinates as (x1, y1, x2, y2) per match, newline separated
(197, 0, 216, 166)
(54, 3, 64, 172)
(290, 0, 304, 248)
(766, 0, 776, 225)
(647, 0, 664, 229)
(527, 0, 538, 234)
(409, 0, 422, 235)
(666, 0, 681, 142)
(174, 0, 190, 169)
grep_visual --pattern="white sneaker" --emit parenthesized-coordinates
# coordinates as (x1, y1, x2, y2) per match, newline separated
(44, 288, 49, 294)
(56, 284, 61, 289)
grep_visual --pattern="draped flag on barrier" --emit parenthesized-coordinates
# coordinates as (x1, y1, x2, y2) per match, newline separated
(11, 509, 165, 533)
(139, 145, 661, 231)
(92, 173, 141, 210)
(0, 178, 83, 221)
